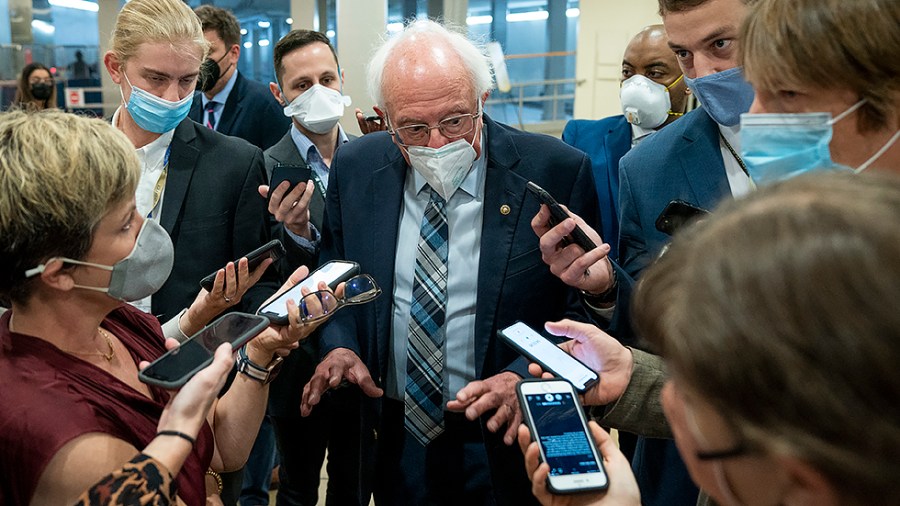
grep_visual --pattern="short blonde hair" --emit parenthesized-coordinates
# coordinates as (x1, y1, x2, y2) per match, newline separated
(109, 0, 209, 67)
(635, 173, 900, 505)
(0, 110, 140, 304)
(741, 0, 900, 133)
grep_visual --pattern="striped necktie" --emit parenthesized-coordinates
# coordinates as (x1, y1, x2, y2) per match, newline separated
(205, 101, 217, 130)
(404, 188, 448, 445)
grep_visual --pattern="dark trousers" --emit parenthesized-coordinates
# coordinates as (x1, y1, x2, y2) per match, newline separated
(632, 437, 700, 506)
(271, 386, 362, 506)
(373, 398, 494, 506)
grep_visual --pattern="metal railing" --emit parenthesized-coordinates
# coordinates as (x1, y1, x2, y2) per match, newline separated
(485, 77, 577, 131)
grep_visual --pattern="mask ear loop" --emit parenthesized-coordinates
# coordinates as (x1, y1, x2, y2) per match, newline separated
(856, 128, 900, 173)
(666, 74, 686, 117)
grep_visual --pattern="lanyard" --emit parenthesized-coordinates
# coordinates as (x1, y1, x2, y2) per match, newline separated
(309, 168, 327, 198)
(148, 145, 171, 219)
(719, 131, 748, 177)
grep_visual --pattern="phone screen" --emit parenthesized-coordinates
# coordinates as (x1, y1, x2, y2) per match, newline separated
(140, 313, 269, 388)
(258, 261, 359, 322)
(501, 322, 599, 392)
(526, 391, 603, 477)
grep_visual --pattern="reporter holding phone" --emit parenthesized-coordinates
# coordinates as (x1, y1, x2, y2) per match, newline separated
(0, 110, 329, 505)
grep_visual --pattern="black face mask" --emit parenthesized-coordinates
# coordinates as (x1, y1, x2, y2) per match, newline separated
(31, 82, 53, 101)
(196, 51, 230, 93)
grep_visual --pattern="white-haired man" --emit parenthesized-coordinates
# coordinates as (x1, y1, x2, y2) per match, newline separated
(301, 19, 600, 505)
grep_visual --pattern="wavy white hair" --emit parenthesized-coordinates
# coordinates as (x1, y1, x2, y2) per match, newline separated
(366, 19, 494, 108)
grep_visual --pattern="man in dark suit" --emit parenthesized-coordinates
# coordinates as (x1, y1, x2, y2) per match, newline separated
(562, 25, 690, 262)
(259, 30, 360, 506)
(189, 6, 289, 151)
(300, 19, 598, 506)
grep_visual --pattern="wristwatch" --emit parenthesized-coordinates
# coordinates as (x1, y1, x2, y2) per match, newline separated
(581, 263, 618, 305)
(237, 346, 284, 385)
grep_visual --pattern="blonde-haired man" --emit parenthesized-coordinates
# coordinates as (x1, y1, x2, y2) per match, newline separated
(103, 0, 277, 325)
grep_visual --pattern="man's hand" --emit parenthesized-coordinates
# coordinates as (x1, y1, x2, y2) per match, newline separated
(258, 181, 315, 239)
(301, 348, 383, 416)
(517, 421, 641, 506)
(531, 204, 615, 295)
(530, 320, 634, 407)
(446, 371, 522, 445)
(355, 107, 385, 134)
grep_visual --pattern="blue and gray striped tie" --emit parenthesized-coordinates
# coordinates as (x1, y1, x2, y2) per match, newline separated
(405, 188, 448, 445)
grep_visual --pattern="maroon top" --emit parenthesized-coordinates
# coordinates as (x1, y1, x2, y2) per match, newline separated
(0, 306, 214, 505)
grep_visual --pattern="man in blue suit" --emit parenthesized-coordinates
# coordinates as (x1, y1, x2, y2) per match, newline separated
(562, 25, 690, 262)
(189, 6, 289, 151)
(301, 19, 597, 506)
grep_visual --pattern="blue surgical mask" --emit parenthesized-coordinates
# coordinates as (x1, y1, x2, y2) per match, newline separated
(121, 73, 193, 134)
(684, 67, 755, 127)
(739, 100, 867, 186)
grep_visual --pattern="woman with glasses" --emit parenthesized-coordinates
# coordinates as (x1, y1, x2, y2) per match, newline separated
(13, 62, 57, 111)
(519, 172, 900, 506)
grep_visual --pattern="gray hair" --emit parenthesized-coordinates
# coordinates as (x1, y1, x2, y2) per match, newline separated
(366, 19, 494, 108)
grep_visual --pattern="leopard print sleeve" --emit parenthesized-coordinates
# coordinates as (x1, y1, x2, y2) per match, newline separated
(74, 454, 177, 506)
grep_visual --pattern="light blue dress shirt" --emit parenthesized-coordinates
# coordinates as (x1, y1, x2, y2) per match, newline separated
(200, 69, 238, 129)
(387, 133, 487, 403)
(284, 123, 349, 249)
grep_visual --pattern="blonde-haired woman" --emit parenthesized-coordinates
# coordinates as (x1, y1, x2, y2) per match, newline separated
(0, 110, 324, 505)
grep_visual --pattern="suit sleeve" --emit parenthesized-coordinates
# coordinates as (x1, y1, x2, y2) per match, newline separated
(561, 120, 579, 146)
(234, 148, 280, 313)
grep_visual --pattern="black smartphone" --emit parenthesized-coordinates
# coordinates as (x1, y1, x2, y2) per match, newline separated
(199, 239, 286, 292)
(517, 379, 610, 494)
(525, 181, 597, 252)
(654, 200, 709, 236)
(257, 260, 360, 325)
(138, 312, 270, 389)
(500, 321, 599, 392)
(268, 163, 313, 203)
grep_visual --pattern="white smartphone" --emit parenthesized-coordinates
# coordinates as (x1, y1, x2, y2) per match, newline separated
(257, 260, 360, 325)
(500, 321, 599, 392)
(517, 379, 609, 494)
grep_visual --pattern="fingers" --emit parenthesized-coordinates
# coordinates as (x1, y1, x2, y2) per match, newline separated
(530, 204, 554, 236)
(527, 362, 546, 378)
(164, 337, 181, 351)
(516, 423, 533, 455)
(267, 180, 293, 215)
(257, 184, 270, 199)
(351, 364, 384, 398)
(502, 410, 522, 445)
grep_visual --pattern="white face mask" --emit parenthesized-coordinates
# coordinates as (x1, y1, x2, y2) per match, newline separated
(405, 128, 479, 201)
(282, 84, 352, 134)
(620, 74, 684, 129)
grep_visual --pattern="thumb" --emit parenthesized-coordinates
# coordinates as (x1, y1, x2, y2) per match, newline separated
(258, 185, 270, 199)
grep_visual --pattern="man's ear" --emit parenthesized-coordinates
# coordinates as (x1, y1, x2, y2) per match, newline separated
(34, 259, 77, 292)
(774, 454, 841, 506)
(104, 52, 123, 84)
(230, 43, 241, 61)
(269, 82, 286, 106)
(481, 91, 491, 105)
(372, 105, 385, 119)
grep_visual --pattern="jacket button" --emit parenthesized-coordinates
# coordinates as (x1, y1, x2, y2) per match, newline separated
(373, 429, 378, 440)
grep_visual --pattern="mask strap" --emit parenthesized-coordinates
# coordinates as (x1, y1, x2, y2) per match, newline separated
(665, 75, 686, 117)
(855, 128, 900, 173)
(25, 257, 113, 278)
(665, 74, 685, 91)
(829, 99, 866, 125)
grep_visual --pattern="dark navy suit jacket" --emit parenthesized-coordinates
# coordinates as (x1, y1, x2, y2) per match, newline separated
(318, 116, 598, 505)
(189, 71, 289, 151)
(562, 115, 631, 261)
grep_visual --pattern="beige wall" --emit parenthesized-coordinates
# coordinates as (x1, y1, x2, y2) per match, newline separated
(573, 0, 662, 121)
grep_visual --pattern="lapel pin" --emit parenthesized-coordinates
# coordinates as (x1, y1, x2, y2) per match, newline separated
(500, 204, 511, 215)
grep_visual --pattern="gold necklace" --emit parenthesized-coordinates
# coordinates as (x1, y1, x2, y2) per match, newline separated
(65, 328, 116, 362)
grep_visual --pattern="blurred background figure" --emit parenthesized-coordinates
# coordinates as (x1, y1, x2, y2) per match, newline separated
(68, 50, 92, 79)
(14, 62, 57, 111)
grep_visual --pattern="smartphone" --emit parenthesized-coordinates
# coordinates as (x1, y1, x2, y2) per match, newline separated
(525, 181, 597, 252)
(268, 163, 313, 203)
(654, 199, 709, 236)
(139, 312, 269, 389)
(199, 239, 286, 291)
(257, 260, 360, 325)
(518, 379, 609, 494)
(500, 321, 599, 392)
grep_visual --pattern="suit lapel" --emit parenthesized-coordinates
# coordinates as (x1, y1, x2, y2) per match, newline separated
(604, 116, 632, 212)
(215, 72, 243, 135)
(678, 110, 732, 209)
(188, 91, 203, 124)
(473, 118, 523, 377)
(160, 120, 199, 234)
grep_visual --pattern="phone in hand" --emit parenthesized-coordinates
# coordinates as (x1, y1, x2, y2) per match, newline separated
(654, 200, 709, 236)
(500, 321, 599, 392)
(138, 312, 270, 389)
(199, 239, 286, 292)
(526, 181, 597, 252)
(257, 260, 360, 325)
(268, 163, 313, 203)
(518, 379, 609, 494)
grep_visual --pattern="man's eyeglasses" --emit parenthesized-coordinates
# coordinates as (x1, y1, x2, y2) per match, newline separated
(388, 105, 481, 147)
(297, 274, 381, 322)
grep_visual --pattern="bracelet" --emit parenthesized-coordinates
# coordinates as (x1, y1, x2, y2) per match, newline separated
(581, 261, 618, 304)
(156, 430, 196, 445)
(206, 469, 224, 494)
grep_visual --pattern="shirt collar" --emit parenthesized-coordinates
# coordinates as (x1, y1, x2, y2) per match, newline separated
(289, 123, 349, 163)
(630, 123, 656, 145)
(203, 69, 239, 107)
(111, 106, 175, 151)
(412, 129, 488, 199)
